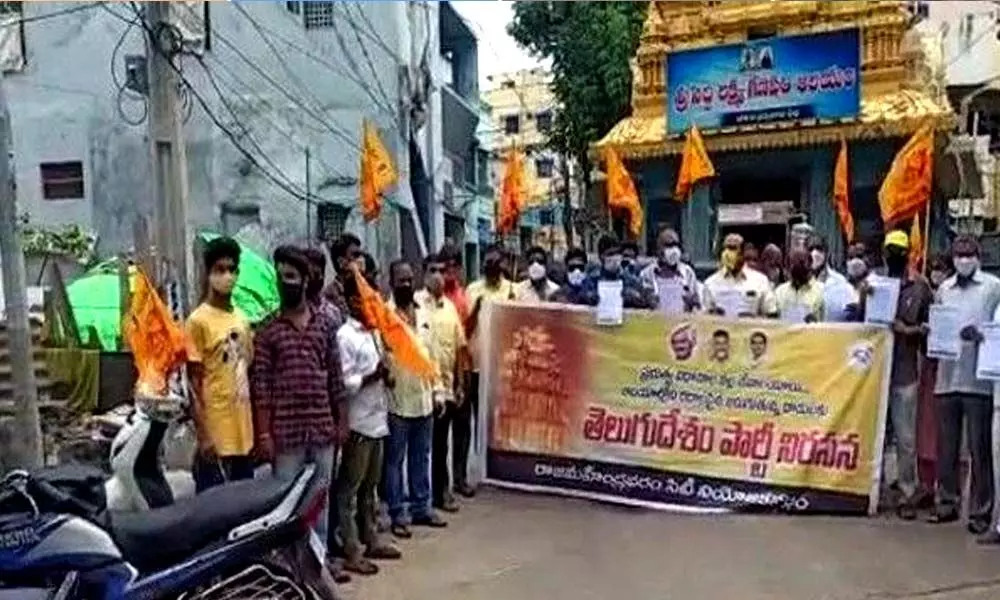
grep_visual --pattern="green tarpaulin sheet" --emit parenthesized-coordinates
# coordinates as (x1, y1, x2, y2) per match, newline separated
(66, 233, 279, 350)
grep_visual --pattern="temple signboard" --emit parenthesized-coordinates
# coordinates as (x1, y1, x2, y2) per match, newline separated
(666, 28, 861, 135)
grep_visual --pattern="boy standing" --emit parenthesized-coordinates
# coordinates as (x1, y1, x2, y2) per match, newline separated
(187, 237, 254, 492)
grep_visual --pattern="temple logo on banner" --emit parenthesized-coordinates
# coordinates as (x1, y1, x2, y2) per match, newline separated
(665, 28, 861, 135)
(480, 303, 891, 516)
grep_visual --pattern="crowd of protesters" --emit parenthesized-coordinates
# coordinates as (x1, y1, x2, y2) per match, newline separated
(183, 223, 1000, 581)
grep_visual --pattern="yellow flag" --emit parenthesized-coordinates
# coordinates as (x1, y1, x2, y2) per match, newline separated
(604, 147, 644, 239)
(879, 124, 933, 227)
(674, 125, 716, 202)
(360, 119, 398, 223)
(496, 147, 526, 236)
(833, 139, 855, 243)
(908, 212, 925, 276)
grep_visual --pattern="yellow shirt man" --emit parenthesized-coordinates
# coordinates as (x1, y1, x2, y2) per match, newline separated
(186, 304, 254, 456)
(389, 290, 467, 418)
(774, 278, 825, 323)
(465, 277, 515, 372)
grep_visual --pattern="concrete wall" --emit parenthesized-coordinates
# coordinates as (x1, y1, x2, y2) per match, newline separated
(6, 1, 419, 267)
(922, 0, 1000, 86)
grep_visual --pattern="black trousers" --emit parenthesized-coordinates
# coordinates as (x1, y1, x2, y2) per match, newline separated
(432, 372, 478, 503)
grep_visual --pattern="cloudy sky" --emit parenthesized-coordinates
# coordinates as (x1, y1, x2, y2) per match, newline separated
(451, 0, 545, 88)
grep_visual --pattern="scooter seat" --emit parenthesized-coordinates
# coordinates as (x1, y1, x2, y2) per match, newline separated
(109, 475, 294, 573)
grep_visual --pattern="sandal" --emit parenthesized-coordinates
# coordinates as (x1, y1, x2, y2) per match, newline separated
(365, 544, 402, 560)
(343, 557, 379, 576)
(391, 523, 413, 539)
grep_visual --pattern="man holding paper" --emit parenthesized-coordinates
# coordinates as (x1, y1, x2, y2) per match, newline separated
(703, 233, 777, 319)
(871, 231, 934, 520)
(638, 226, 700, 315)
(930, 236, 1000, 534)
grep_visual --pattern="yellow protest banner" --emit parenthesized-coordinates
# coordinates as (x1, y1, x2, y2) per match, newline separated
(481, 304, 891, 515)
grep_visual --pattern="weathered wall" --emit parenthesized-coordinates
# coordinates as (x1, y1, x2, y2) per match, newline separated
(6, 2, 414, 266)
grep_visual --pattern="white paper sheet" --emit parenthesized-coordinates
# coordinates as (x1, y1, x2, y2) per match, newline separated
(656, 278, 686, 316)
(863, 275, 901, 325)
(976, 322, 1000, 380)
(822, 281, 857, 322)
(596, 280, 624, 326)
(927, 304, 962, 360)
(782, 303, 810, 324)
(713, 288, 746, 318)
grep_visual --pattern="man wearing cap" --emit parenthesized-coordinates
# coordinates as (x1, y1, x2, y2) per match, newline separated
(703, 233, 777, 318)
(930, 235, 1000, 536)
(868, 230, 934, 520)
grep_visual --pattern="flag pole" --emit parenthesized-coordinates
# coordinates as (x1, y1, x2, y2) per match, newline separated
(921, 204, 931, 276)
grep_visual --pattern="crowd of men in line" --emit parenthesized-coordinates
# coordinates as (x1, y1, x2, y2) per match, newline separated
(183, 223, 1000, 583)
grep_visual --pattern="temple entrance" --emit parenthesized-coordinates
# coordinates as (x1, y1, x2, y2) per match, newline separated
(717, 175, 803, 252)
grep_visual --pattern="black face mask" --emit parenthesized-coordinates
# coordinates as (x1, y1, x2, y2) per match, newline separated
(790, 265, 810, 284)
(278, 280, 305, 308)
(885, 252, 907, 276)
(484, 262, 502, 279)
(393, 285, 414, 307)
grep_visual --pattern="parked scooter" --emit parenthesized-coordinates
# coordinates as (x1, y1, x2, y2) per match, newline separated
(102, 392, 195, 511)
(0, 464, 340, 600)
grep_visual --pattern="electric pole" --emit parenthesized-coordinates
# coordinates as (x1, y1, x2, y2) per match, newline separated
(145, 2, 191, 307)
(0, 72, 43, 470)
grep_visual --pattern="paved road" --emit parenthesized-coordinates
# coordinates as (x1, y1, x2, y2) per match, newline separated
(343, 488, 1000, 600)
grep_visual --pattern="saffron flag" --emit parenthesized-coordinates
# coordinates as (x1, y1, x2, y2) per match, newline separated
(908, 212, 925, 276)
(360, 119, 398, 223)
(496, 147, 526, 236)
(123, 270, 188, 396)
(879, 124, 934, 227)
(834, 139, 855, 243)
(351, 265, 436, 380)
(674, 125, 716, 202)
(604, 147, 644, 239)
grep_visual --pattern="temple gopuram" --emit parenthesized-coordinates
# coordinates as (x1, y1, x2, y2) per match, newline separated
(593, 0, 954, 270)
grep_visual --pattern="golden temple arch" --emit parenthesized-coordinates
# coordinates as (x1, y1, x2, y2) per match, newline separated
(594, 0, 954, 158)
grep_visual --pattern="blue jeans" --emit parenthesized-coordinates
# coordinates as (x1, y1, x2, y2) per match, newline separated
(385, 413, 433, 524)
(273, 445, 335, 549)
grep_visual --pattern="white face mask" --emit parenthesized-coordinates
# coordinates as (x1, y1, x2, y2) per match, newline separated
(662, 246, 682, 266)
(527, 262, 546, 282)
(955, 256, 979, 277)
(846, 257, 867, 278)
(567, 268, 586, 286)
(810, 250, 826, 271)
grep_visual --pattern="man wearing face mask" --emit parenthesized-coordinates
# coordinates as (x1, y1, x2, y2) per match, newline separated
(458, 244, 515, 500)
(439, 242, 470, 324)
(621, 240, 640, 275)
(638, 227, 699, 312)
(552, 247, 591, 305)
(577, 234, 656, 309)
(805, 235, 848, 322)
(930, 236, 1000, 535)
(704, 233, 778, 318)
(516, 245, 559, 303)
(808, 235, 848, 286)
(187, 237, 254, 493)
(252, 245, 348, 565)
(304, 247, 343, 327)
(383, 258, 453, 540)
(325, 233, 364, 317)
(863, 232, 933, 519)
(774, 248, 824, 323)
(760, 244, 785, 286)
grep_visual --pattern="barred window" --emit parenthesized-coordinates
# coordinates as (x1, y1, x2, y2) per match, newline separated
(316, 202, 349, 243)
(303, 2, 336, 29)
(40, 161, 84, 200)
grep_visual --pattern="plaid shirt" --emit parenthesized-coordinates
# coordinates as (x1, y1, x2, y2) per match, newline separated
(251, 308, 347, 452)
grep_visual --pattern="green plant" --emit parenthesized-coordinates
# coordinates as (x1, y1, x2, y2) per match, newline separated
(18, 213, 98, 266)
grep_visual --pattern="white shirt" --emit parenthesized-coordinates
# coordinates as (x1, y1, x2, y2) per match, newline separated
(815, 267, 852, 322)
(638, 261, 700, 309)
(703, 267, 777, 317)
(935, 270, 1000, 397)
(337, 318, 389, 438)
(515, 279, 559, 303)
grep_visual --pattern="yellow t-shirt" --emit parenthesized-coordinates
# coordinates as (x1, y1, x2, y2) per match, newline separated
(186, 304, 254, 456)
(466, 278, 515, 372)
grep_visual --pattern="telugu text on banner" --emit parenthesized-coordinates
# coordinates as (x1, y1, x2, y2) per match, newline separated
(480, 303, 891, 515)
